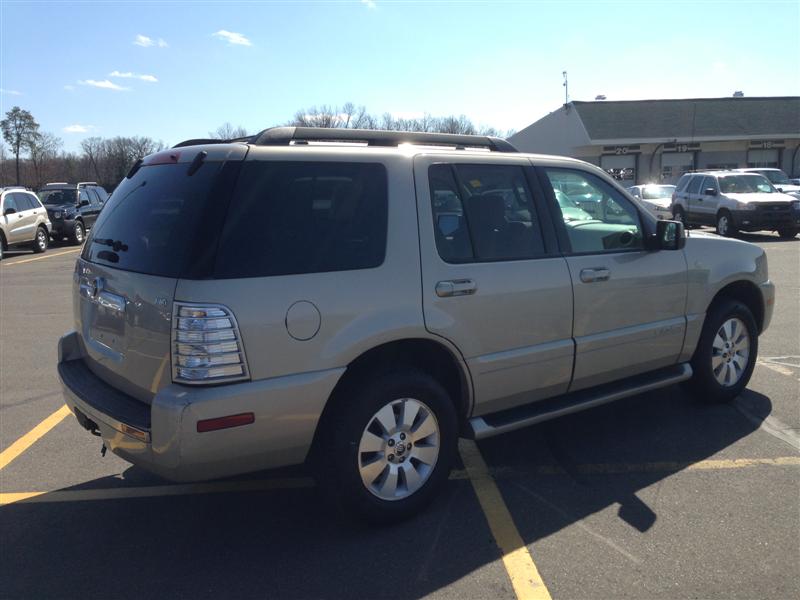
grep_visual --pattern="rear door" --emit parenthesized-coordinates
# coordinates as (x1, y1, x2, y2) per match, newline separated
(76, 147, 245, 402)
(414, 155, 574, 416)
(539, 165, 687, 391)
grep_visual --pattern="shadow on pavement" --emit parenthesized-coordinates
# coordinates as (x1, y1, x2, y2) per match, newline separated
(0, 386, 771, 599)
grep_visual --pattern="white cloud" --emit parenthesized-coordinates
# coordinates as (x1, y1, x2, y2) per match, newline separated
(157, 38, 168, 48)
(362, 0, 377, 8)
(63, 85, 75, 91)
(109, 70, 158, 82)
(0, 88, 22, 96)
(78, 79, 129, 91)
(134, 34, 154, 47)
(63, 124, 94, 133)
(212, 30, 252, 46)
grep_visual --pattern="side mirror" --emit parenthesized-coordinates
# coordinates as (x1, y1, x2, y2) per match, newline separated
(3, 207, 16, 216)
(79, 200, 90, 207)
(704, 187, 717, 196)
(654, 220, 685, 251)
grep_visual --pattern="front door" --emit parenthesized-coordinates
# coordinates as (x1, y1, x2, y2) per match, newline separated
(539, 165, 688, 391)
(414, 155, 574, 416)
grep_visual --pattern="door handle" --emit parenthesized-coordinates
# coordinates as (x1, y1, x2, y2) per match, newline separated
(436, 279, 477, 297)
(580, 268, 610, 283)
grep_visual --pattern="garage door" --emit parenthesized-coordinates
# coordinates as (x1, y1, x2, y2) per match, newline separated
(747, 149, 779, 168)
(661, 152, 694, 184)
(601, 154, 636, 183)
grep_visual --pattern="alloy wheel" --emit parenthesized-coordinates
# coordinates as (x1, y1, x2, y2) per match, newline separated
(358, 398, 440, 501)
(711, 317, 750, 387)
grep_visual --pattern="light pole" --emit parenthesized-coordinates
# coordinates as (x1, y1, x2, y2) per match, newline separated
(562, 71, 569, 105)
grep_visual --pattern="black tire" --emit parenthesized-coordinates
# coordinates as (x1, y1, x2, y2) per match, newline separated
(715, 210, 736, 237)
(686, 299, 758, 403)
(70, 221, 85, 245)
(315, 369, 458, 524)
(672, 206, 686, 225)
(777, 227, 798, 239)
(31, 226, 49, 253)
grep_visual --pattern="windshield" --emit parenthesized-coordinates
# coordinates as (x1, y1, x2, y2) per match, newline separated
(39, 189, 78, 205)
(758, 170, 791, 185)
(719, 175, 775, 194)
(641, 185, 675, 200)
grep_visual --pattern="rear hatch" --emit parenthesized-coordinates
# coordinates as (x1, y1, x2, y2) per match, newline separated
(75, 145, 247, 403)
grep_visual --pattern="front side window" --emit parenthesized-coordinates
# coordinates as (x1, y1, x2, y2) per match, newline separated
(13, 193, 36, 211)
(3, 194, 19, 213)
(214, 161, 388, 278)
(686, 175, 703, 194)
(428, 163, 546, 263)
(544, 168, 643, 254)
(700, 176, 718, 194)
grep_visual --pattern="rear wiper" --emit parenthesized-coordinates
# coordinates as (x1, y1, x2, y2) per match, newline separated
(93, 238, 129, 252)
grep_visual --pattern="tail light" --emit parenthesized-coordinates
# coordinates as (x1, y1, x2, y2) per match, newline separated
(172, 303, 250, 384)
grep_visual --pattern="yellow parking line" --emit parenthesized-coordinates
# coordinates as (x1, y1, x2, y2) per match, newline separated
(0, 405, 71, 470)
(0, 477, 315, 506)
(459, 439, 552, 600)
(2, 248, 81, 266)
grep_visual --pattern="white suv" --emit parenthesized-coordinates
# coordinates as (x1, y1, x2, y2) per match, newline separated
(0, 187, 52, 260)
(672, 171, 800, 238)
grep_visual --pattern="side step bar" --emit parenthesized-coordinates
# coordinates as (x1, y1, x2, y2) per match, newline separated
(468, 363, 693, 440)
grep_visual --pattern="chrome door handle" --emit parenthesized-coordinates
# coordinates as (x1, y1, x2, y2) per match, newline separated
(436, 279, 477, 297)
(580, 268, 610, 283)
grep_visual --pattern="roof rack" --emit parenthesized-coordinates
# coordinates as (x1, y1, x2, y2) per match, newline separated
(77, 181, 99, 186)
(172, 128, 518, 152)
(251, 127, 518, 152)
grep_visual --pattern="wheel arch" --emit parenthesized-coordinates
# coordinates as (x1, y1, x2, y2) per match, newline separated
(707, 280, 765, 333)
(310, 337, 473, 458)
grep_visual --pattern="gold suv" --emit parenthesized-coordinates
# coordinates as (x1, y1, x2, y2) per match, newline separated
(0, 187, 52, 260)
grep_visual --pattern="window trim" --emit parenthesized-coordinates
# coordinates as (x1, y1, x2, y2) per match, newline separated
(535, 165, 650, 257)
(427, 162, 556, 265)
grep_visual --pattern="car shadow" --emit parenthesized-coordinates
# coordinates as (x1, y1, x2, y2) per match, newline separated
(0, 386, 772, 599)
(736, 231, 798, 243)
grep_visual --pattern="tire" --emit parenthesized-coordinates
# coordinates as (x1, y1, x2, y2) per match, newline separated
(70, 221, 85, 245)
(31, 226, 49, 253)
(777, 227, 798, 239)
(686, 299, 758, 403)
(315, 369, 458, 524)
(715, 210, 736, 237)
(0, 241, 3, 261)
(672, 206, 686, 224)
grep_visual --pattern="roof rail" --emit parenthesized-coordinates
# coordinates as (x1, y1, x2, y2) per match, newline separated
(172, 135, 253, 149)
(77, 181, 98, 186)
(249, 127, 518, 152)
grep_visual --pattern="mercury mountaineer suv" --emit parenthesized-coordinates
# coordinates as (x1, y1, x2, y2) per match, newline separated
(58, 128, 775, 522)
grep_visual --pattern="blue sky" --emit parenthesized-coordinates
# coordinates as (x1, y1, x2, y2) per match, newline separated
(2, 0, 799, 151)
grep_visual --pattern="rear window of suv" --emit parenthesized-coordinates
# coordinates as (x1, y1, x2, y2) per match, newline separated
(213, 161, 388, 278)
(81, 160, 241, 278)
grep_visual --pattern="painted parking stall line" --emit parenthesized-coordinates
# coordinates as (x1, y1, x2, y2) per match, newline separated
(1, 247, 81, 266)
(0, 405, 71, 470)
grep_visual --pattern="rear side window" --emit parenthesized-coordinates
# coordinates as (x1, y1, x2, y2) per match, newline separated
(686, 176, 703, 194)
(428, 163, 546, 263)
(82, 160, 240, 278)
(214, 162, 388, 279)
(700, 176, 718, 193)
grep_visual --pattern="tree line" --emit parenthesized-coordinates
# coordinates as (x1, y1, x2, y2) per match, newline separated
(1, 104, 512, 191)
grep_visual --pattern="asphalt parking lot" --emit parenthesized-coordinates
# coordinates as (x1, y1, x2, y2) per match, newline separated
(1, 231, 798, 600)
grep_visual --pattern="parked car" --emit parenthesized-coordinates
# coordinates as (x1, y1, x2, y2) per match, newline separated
(0, 187, 52, 260)
(58, 128, 774, 523)
(736, 168, 800, 198)
(627, 184, 676, 219)
(672, 171, 800, 238)
(37, 182, 108, 244)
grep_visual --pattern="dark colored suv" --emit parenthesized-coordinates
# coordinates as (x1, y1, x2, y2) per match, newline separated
(38, 182, 109, 244)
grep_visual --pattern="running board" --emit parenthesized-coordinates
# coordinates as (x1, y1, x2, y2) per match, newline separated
(468, 363, 692, 440)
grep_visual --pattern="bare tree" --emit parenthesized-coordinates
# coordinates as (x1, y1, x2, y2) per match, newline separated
(80, 137, 106, 183)
(27, 132, 63, 188)
(209, 122, 249, 139)
(1, 106, 39, 184)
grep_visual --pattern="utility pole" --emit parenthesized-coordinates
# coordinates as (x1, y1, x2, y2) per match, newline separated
(562, 71, 569, 105)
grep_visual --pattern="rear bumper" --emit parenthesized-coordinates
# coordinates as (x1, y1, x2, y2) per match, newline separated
(57, 331, 342, 482)
(731, 208, 800, 231)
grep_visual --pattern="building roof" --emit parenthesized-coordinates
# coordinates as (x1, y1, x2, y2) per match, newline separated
(571, 96, 800, 142)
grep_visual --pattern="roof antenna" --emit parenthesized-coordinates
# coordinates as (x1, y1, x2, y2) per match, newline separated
(562, 71, 569, 106)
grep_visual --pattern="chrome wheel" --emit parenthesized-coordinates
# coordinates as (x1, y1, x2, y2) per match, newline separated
(74, 223, 84, 243)
(358, 398, 440, 501)
(712, 317, 750, 387)
(36, 229, 47, 251)
(716, 214, 729, 236)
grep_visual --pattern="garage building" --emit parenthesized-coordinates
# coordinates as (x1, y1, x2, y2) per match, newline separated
(509, 96, 800, 184)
